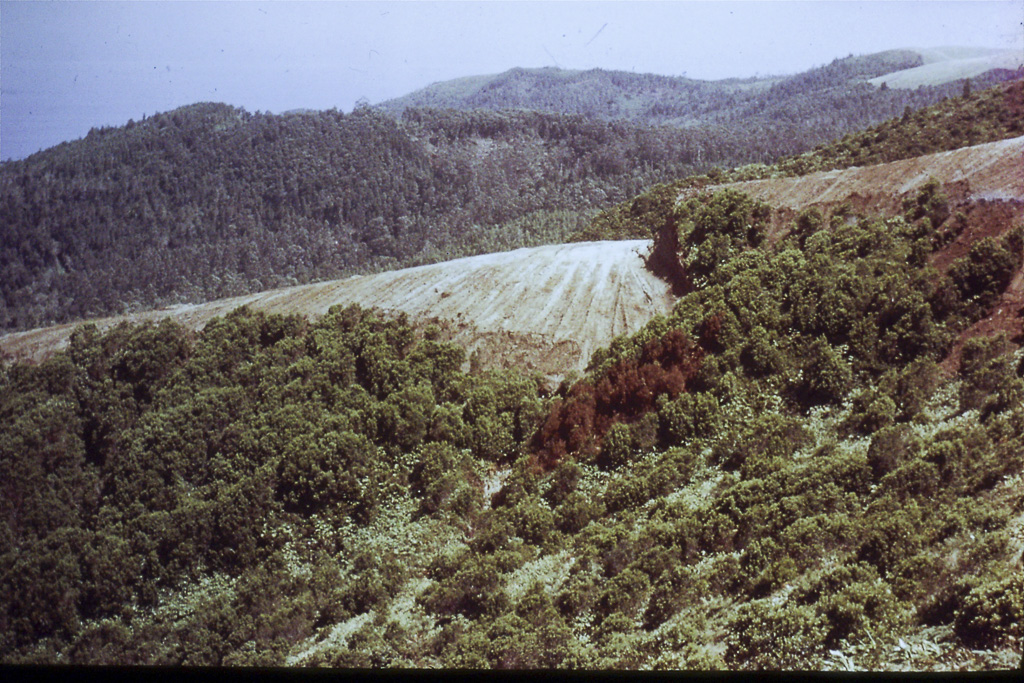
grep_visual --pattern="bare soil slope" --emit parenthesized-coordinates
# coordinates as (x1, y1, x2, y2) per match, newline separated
(695, 135, 1023, 224)
(0, 241, 676, 385)
(868, 47, 1023, 89)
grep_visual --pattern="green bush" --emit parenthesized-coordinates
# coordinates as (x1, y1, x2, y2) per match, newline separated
(509, 496, 555, 545)
(419, 553, 511, 619)
(543, 460, 582, 506)
(554, 491, 604, 534)
(658, 392, 720, 447)
(795, 337, 852, 406)
(948, 236, 1018, 310)
(596, 567, 651, 619)
(954, 572, 1023, 648)
(275, 429, 377, 517)
(866, 425, 922, 481)
(555, 566, 599, 618)
(725, 599, 828, 669)
(604, 475, 653, 514)
(846, 391, 897, 434)
(801, 562, 905, 647)
(601, 423, 634, 469)
(958, 336, 1023, 418)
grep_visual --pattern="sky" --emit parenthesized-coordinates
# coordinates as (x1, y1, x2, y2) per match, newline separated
(2, 0, 1022, 161)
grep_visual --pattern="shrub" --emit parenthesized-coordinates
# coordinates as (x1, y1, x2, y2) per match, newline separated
(275, 429, 377, 517)
(509, 496, 554, 545)
(741, 326, 786, 377)
(725, 599, 828, 669)
(543, 460, 582, 506)
(554, 491, 604, 534)
(866, 425, 922, 481)
(954, 572, 1023, 648)
(857, 500, 927, 576)
(596, 568, 651, 619)
(419, 554, 510, 619)
(412, 442, 480, 515)
(802, 562, 906, 647)
(533, 329, 702, 467)
(604, 475, 653, 515)
(846, 391, 897, 434)
(555, 565, 599, 618)
(795, 337, 852, 406)
(958, 335, 1023, 418)
(657, 392, 720, 447)
(877, 459, 941, 502)
(714, 413, 810, 479)
(601, 423, 634, 469)
(948, 236, 1017, 309)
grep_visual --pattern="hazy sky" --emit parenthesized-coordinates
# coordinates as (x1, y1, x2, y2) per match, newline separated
(2, 0, 1022, 161)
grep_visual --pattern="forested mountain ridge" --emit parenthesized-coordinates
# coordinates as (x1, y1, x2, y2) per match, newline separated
(0, 105, 728, 332)
(377, 49, 1016, 137)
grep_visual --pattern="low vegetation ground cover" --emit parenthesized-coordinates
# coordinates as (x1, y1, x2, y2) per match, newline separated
(2, 178, 1021, 669)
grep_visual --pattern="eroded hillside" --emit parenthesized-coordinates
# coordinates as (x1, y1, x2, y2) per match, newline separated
(690, 135, 1023, 225)
(0, 241, 676, 386)
(684, 135, 1024, 368)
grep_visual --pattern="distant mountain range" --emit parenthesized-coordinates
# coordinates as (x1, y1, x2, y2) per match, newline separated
(376, 48, 1021, 126)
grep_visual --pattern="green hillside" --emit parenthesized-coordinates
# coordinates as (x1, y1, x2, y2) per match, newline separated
(2, 182, 1021, 669)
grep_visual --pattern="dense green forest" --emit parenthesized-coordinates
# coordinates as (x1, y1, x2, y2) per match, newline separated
(1, 55, 1015, 334)
(2, 182, 1021, 668)
(0, 105, 702, 332)
(575, 79, 1024, 242)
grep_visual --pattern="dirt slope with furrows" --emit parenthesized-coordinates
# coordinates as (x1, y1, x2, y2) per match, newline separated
(691, 135, 1024, 235)
(0, 241, 676, 385)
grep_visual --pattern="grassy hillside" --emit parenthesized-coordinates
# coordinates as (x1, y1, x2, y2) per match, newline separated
(2, 184, 1021, 669)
